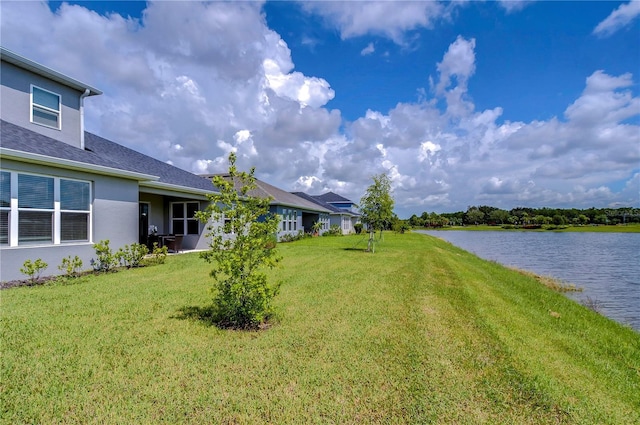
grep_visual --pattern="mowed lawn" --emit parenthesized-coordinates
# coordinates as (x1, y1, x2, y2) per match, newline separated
(1, 233, 639, 424)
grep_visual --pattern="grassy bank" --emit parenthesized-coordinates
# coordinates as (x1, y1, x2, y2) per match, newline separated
(2, 233, 639, 424)
(426, 224, 640, 233)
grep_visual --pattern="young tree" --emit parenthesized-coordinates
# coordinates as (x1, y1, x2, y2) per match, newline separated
(196, 152, 281, 329)
(359, 173, 394, 253)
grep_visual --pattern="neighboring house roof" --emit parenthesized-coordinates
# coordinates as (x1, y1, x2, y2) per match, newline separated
(1, 119, 216, 195)
(1, 47, 102, 96)
(202, 174, 331, 213)
(315, 191, 353, 204)
(292, 191, 360, 216)
(291, 191, 341, 213)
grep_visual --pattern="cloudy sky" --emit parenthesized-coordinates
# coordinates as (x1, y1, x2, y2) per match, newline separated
(1, 1, 639, 217)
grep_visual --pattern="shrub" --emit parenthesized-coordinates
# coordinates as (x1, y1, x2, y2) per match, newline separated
(20, 259, 48, 284)
(149, 243, 168, 265)
(323, 224, 342, 236)
(392, 221, 410, 234)
(58, 255, 83, 278)
(354, 223, 363, 234)
(116, 243, 149, 268)
(279, 231, 307, 243)
(91, 240, 118, 272)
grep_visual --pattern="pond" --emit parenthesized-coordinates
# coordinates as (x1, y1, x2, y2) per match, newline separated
(417, 230, 640, 332)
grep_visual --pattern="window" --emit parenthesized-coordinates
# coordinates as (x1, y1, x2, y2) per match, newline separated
(31, 86, 61, 129)
(60, 179, 90, 241)
(1, 172, 91, 246)
(0, 171, 10, 245)
(171, 202, 199, 235)
(18, 174, 53, 244)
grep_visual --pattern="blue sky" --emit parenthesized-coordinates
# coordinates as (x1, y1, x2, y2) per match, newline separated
(2, 1, 639, 217)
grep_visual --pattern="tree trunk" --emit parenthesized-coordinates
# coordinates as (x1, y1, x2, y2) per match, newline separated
(367, 229, 375, 253)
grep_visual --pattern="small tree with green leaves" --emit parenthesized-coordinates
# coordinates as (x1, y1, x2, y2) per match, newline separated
(196, 152, 281, 330)
(359, 173, 395, 253)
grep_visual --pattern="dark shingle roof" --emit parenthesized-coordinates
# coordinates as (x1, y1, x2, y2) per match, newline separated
(85, 132, 215, 191)
(202, 174, 331, 213)
(315, 191, 352, 204)
(291, 191, 341, 213)
(292, 191, 359, 216)
(1, 119, 216, 193)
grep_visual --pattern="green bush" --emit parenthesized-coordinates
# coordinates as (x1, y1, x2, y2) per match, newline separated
(354, 223, 363, 234)
(148, 243, 168, 265)
(116, 243, 149, 268)
(323, 224, 342, 236)
(279, 231, 308, 243)
(20, 259, 48, 284)
(58, 255, 83, 278)
(92, 240, 118, 272)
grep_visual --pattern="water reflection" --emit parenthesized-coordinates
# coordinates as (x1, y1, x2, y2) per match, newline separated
(417, 230, 640, 332)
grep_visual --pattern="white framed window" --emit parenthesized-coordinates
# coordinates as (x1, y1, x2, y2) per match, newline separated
(31, 85, 61, 130)
(171, 202, 200, 235)
(0, 171, 11, 245)
(60, 179, 91, 242)
(1, 171, 91, 246)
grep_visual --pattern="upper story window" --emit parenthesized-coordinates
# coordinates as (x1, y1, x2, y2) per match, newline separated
(31, 85, 61, 130)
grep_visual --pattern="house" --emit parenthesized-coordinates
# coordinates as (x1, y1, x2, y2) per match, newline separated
(291, 191, 360, 235)
(0, 47, 219, 282)
(201, 174, 332, 239)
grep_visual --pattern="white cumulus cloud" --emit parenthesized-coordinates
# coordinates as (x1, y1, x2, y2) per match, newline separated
(593, 1, 640, 37)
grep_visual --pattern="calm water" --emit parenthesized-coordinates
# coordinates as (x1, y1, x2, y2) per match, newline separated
(417, 230, 640, 332)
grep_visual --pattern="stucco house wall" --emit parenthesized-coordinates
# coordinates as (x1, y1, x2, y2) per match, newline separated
(0, 54, 99, 148)
(0, 158, 140, 282)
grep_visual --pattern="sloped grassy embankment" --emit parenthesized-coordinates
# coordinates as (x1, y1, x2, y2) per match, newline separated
(1, 233, 638, 423)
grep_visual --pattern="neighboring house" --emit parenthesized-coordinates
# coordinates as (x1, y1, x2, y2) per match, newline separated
(201, 174, 332, 239)
(292, 191, 360, 235)
(0, 47, 219, 282)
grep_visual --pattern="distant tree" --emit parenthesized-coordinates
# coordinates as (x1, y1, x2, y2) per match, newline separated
(196, 152, 281, 329)
(466, 207, 485, 225)
(489, 209, 510, 225)
(360, 173, 395, 253)
(594, 214, 609, 225)
(408, 214, 423, 227)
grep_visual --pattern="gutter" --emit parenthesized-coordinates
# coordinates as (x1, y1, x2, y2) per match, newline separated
(0, 147, 158, 181)
(79, 89, 90, 150)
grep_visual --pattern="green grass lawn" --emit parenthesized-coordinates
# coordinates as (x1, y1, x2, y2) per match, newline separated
(2, 233, 639, 424)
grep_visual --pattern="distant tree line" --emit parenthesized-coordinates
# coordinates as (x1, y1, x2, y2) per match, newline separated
(407, 206, 640, 228)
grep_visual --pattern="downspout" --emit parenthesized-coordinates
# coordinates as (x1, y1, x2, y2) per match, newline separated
(79, 88, 90, 150)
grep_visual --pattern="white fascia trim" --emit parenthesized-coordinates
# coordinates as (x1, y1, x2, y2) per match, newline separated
(0, 147, 158, 181)
(140, 180, 217, 199)
(1, 47, 102, 96)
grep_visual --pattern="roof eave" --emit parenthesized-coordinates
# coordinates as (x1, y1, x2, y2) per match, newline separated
(1, 47, 102, 96)
(0, 147, 158, 181)
(140, 180, 218, 199)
